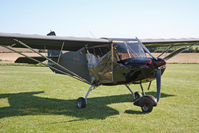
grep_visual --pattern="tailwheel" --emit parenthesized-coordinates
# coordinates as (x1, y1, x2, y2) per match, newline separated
(77, 97, 86, 109)
(141, 104, 153, 113)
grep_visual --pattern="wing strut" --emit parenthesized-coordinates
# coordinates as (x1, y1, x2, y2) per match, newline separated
(13, 39, 88, 82)
(2, 45, 89, 84)
(57, 42, 64, 63)
(163, 45, 194, 61)
(3, 38, 90, 84)
(157, 46, 173, 58)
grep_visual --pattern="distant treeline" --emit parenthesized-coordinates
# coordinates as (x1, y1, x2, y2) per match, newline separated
(149, 46, 199, 53)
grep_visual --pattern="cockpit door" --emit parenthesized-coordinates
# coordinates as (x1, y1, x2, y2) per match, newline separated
(86, 45, 113, 84)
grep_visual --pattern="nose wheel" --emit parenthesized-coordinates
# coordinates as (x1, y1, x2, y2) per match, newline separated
(141, 104, 153, 113)
(125, 83, 157, 113)
(134, 95, 156, 113)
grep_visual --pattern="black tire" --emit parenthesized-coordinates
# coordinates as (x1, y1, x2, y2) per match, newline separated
(77, 97, 86, 109)
(141, 104, 153, 113)
(134, 91, 142, 99)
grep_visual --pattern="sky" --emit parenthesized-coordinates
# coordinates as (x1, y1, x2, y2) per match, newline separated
(0, 0, 199, 39)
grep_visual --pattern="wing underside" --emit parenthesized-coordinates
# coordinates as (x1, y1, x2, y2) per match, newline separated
(0, 33, 111, 51)
(141, 38, 199, 47)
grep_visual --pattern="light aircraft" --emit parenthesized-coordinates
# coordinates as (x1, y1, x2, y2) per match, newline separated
(0, 31, 198, 113)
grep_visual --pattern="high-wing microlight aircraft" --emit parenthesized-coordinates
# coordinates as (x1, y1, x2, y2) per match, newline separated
(0, 31, 199, 113)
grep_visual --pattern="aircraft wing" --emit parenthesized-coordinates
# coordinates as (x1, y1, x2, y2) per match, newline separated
(0, 33, 111, 51)
(1, 32, 199, 50)
(141, 38, 199, 47)
(141, 38, 199, 61)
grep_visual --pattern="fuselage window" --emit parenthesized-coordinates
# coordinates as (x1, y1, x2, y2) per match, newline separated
(86, 45, 110, 66)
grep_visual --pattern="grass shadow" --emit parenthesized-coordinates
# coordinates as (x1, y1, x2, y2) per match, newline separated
(146, 91, 174, 98)
(0, 91, 175, 120)
(124, 110, 145, 115)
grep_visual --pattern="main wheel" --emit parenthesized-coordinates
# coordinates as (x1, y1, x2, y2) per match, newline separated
(77, 97, 86, 109)
(134, 91, 142, 99)
(141, 104, 153, 113)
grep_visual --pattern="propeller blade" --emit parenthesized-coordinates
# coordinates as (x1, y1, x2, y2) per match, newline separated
(137, 38, 157, 60)
(156, 69, 161, 102)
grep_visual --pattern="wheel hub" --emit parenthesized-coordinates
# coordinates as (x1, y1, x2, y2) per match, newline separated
(142, 105, 149, 112)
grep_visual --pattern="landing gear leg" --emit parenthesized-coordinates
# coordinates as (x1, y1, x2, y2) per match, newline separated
(77, 85, 95, 109)
(125, 84, 135, 100)
(140, 81, 145, 95)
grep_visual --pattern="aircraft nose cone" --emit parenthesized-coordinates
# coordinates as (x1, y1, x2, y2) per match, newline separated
(152, 58, 166, 68)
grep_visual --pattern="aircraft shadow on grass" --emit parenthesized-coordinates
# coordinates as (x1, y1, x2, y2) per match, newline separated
(0, 91, 174, 120)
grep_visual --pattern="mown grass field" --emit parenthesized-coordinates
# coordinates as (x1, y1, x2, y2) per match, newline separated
(0, 64, 199, 133)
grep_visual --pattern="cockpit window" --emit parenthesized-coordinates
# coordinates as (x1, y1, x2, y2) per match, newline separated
(86, 45, 110, 67)
(114, 42, 146, 60)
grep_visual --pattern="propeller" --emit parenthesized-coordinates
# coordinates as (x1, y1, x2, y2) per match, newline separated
(156, 68, 161, 102)
(137, 37, 157, 60)
(155, 45, 193, 101)
(137, 38, 162, 102)
(137, 38, 191, 102)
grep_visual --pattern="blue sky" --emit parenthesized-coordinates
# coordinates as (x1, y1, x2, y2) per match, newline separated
(0, 0, 199, 38)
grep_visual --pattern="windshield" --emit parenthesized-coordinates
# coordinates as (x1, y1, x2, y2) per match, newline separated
(114, 42, 146, 60)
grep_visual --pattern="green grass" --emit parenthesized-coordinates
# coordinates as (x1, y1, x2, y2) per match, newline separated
(0, 64, 199, 133)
